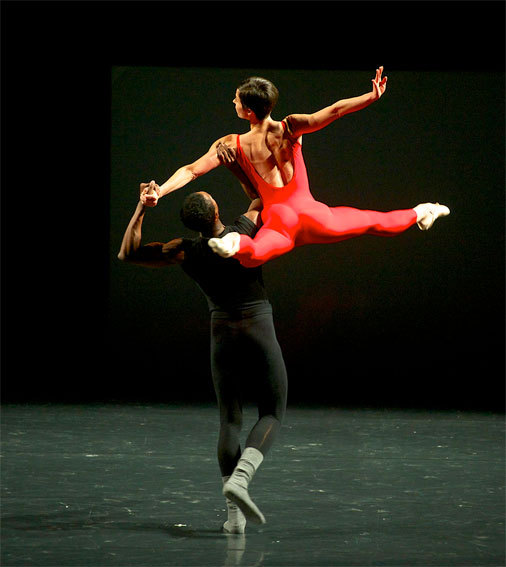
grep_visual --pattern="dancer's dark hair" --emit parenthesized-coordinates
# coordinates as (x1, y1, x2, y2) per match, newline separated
(237, 77, 279, 120)
(180, 192, 215, 233)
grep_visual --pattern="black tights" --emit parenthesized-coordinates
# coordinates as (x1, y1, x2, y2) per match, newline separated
(210, 304, 288, 477)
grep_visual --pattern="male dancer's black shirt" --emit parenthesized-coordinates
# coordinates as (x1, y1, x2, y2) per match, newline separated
(180, 215, 268, 313)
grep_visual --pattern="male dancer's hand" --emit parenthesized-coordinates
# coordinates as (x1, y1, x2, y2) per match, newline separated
(371, 66, 388, 99)
(216, 142, 237, 165)
(216, 141, 259, 200)
(140, 180, 160, 207)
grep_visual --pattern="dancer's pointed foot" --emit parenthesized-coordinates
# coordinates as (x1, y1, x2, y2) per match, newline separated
(222, 448, 265, 524)
(222, 477, 247, 534)
(208, 232, 241, 258)
(414, 203, 450, 231)
(223, 482, 266, 525)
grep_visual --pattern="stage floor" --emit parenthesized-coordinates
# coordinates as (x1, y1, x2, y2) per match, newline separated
(1, 403, 504, 566)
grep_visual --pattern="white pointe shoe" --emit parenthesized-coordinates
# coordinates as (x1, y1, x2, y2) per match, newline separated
(415, 203, 451, 231)
(208, 232, 241, 258)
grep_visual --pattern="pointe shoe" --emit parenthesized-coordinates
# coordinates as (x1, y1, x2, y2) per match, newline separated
(414, 203, 450, 231)
(208, 232, 241, 258)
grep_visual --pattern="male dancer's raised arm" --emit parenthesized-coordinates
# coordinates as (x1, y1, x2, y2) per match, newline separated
(118, 182, 263, 266)
(118, 182, 185, 267)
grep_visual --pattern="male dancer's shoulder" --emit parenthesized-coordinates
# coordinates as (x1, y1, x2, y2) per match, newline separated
(230, 215, 259, 238)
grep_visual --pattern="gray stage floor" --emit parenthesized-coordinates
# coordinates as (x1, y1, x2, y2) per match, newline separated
(1, 404, 504, 566)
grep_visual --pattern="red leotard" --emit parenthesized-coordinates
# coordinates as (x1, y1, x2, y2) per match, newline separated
(233, 121, 417, 268)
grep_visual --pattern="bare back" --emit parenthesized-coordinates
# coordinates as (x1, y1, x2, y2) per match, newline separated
(237, 119, 297, 187)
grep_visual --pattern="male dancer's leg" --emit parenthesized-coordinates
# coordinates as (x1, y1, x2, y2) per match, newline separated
(211, 317, 246, 533)
(210, 318, 243, 477)
(222, 311, 288, 525)
(243, 313, 288, 454)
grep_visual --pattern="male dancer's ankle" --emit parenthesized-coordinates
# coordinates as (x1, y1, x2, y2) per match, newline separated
(223, 447, 266, 525)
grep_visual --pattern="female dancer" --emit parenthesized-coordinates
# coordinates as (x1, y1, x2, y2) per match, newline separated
(144, 67, 450, 267)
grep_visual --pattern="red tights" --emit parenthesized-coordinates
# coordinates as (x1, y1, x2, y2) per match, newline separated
(236, 201, 417, 268)
(233, 129, 417, 268)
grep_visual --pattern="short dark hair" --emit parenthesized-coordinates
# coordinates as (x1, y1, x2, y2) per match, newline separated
(180, 192, 216, 233)
(237, 77, 279, 120)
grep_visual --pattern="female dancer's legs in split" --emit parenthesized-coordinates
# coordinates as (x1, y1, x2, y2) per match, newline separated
(233, 202, 418, 268)
(210, 201, 449, 267)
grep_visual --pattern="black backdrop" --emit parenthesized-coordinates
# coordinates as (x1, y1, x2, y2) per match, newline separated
(2, 1, 504, 411)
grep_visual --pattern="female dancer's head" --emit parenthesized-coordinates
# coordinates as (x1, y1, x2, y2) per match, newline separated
(235, 77, 279, 121)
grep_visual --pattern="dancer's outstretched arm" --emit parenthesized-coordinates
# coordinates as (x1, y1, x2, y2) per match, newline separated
(141, 134, 238, 208)
(285, 66, 388, 138)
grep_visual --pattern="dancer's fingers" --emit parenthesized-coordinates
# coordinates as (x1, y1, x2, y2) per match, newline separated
(146, 180, 160, 195)
(216, 142, 228, 163)
(217, 142, 236, 164)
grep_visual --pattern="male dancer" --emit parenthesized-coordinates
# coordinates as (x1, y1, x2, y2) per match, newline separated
(118, 183, 288, 532)
(141, 67, 450, 267)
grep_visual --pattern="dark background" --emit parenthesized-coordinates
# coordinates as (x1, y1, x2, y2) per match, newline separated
(2, 1, 504, 411)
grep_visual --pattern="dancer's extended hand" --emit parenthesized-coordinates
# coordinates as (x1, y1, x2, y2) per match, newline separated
(140, 180, 160, 207)
(371, 66, 388, 99)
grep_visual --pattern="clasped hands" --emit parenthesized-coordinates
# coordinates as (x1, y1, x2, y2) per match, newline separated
(140, 180, 160, 207)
